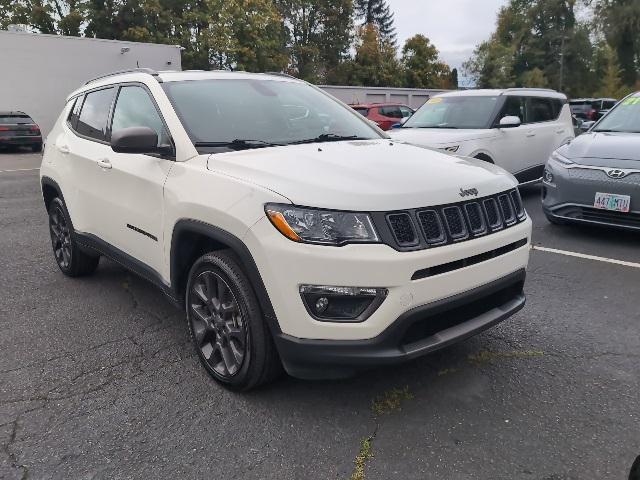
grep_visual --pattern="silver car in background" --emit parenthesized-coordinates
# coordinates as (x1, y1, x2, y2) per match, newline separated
(542, 92, 640, 231)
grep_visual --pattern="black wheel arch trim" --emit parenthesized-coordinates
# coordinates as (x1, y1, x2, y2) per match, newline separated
(41, 176, 65, 211)
(170, 219, 281, 335)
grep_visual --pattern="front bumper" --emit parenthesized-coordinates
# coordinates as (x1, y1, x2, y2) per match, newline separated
(274, 269, 526, 379)
(542, 159, 640, 231)
(0, 135, 42, 146)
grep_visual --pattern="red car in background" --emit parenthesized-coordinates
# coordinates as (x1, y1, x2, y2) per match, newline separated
(350, 103, 414, 130)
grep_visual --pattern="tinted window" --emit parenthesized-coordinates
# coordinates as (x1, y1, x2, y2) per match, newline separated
(404, 96, 499, 129)
(527, 97, 555, 123)
(111, 86, 170, 147)
(399, 106, 413, 118)
(379, 106, 403, 119)
(0, 115, 32, 124)
(67, 96, 83, 129)
(353, 107, 369, 116)
(76, 88, 115, 141)
(500, 96, 526, 123)
(162, 79, 379, 150)
(602, 100, 616, 110)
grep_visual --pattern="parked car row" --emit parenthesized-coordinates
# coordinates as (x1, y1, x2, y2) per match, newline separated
(569, 97, 617, 121)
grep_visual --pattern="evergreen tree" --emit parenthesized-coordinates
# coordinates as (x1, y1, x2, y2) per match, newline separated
(354, 0, 395, 44)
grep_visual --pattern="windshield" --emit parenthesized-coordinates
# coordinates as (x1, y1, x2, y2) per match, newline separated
(593, 96, 640, 133)
(403, 96, 499, 129)
(162, 79, 381, 152)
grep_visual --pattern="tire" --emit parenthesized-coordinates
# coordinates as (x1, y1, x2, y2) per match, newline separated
(48, 197, 100, 277)
(186, 251, 281, 391)
(32, 143, 42, 153)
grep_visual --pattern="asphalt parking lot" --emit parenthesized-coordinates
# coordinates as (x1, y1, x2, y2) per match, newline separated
(1, 149, 639, 480)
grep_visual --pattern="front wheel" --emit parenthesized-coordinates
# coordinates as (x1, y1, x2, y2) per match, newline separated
(186, 251, 281, 390)
(48, 197, 99, 276)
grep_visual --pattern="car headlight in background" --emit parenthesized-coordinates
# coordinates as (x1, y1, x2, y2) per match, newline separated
(265, 204, 379, 245)
(440, 145, 460, 153)
(550, 150, 573, 166)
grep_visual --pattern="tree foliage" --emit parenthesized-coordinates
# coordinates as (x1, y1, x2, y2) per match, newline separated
(464, 0, 640, 97)
(2, 0, 455, 89)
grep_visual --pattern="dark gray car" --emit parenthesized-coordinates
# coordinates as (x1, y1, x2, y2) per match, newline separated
(542, 92, 640, 231)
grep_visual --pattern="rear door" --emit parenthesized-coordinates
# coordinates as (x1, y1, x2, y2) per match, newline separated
(523, 97, 565, 177)
(59, 87, 117, 235)
(89, 84, 174, 272)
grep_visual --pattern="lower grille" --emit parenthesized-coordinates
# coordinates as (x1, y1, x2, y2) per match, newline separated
(556, 206, 640, 228)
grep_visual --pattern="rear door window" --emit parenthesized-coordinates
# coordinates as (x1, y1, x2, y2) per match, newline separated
(353, 107, 369, 117)
(75, 88, 115, 141)
(602, 100, 616, 110)
(379, 106, 403, 119)
(526, 97, 556, 123)
(399, 106, 413, 118)
(0, 114, 31, 124)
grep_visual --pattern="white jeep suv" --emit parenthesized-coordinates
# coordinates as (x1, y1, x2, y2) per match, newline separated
(390, 88, 575, 184)
(41, 69, 532, 390)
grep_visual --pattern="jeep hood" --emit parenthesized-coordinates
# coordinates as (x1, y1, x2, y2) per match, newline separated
(389, 128, 498, 146)
(558, 132, 640, 168)
(206, 139, 516, 211)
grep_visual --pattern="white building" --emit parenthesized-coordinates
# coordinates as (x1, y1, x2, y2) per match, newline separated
(318, 85, 448, 109)
(0, 30, 182, 135)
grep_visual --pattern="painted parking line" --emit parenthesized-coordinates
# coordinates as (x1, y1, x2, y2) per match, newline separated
(0, 167, 40, 173)
(532, 245, 640, 269)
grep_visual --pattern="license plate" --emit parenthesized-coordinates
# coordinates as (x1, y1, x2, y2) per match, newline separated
(594, 192, 631, 212)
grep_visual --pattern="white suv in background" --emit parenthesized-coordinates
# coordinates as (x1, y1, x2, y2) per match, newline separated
(390, 88, 575, 184)
(40, 69, 532, 390)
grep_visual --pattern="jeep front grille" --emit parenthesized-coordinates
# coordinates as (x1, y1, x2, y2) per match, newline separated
(378, 189, 526, 251)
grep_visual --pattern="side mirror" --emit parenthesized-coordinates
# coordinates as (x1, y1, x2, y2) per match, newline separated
(391, 123, 402, 129)
(111, 126, 159, 154)
(498, 116, 521, 129)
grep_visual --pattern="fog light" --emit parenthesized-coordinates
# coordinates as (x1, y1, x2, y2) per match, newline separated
(543, 169, 554, 184)
(299, 285, 388, 322)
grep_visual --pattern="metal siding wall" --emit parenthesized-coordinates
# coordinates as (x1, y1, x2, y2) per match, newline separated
(0, 31, 182, 136)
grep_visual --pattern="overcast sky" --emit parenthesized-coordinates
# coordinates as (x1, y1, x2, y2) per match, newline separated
(391, 0, 508, 86)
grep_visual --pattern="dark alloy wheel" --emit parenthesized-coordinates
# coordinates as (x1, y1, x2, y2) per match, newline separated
(47, 197, 99, 277)
(189, 270, 248, 377)
(49, 202, 72, 270)
(186, 251, 281, 390)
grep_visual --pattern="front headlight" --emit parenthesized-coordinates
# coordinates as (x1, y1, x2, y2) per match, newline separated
(265, 204, 379, 245)
(551, 150, 573, 166)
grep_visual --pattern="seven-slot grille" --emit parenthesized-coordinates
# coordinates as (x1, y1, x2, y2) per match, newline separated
(384, 189, 526, 251)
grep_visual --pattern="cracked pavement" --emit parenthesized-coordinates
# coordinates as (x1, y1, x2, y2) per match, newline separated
(1, 151, 639, 479)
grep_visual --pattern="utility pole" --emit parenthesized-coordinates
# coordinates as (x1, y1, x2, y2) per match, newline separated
(559, 35, 565, 92)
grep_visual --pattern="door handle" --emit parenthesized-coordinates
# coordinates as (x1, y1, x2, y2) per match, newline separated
(526, 131, 536, 137)
(556, 129, 565, 134)
(57, 144, 70, 155)
(96, 158, 112, 169)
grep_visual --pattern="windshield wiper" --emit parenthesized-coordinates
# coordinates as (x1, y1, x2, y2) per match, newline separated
(287, 134, 371, 145)
(194, 139, 283, 150)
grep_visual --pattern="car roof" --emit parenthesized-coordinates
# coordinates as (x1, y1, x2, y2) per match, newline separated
(0, 111, 28, 116)
(67, 69, 303, 101)
(436, 88, 567, 100)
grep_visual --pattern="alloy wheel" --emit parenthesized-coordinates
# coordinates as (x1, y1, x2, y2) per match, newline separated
(190, 270, 248, 378)
(49, 205, 72, 269)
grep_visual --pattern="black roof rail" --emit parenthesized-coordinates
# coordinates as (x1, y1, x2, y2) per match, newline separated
(85, 68, 161, 85)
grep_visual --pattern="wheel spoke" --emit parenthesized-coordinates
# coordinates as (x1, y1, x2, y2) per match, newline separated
(193, 282, 208, 305)
(218, 341, 237, 375)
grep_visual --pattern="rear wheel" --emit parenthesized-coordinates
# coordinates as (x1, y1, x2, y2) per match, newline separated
(186, 251, 281, 390)
(48, 197, 100, 276)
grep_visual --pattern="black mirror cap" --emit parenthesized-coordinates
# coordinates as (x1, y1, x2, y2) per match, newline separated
(111, 126, 159, 154)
